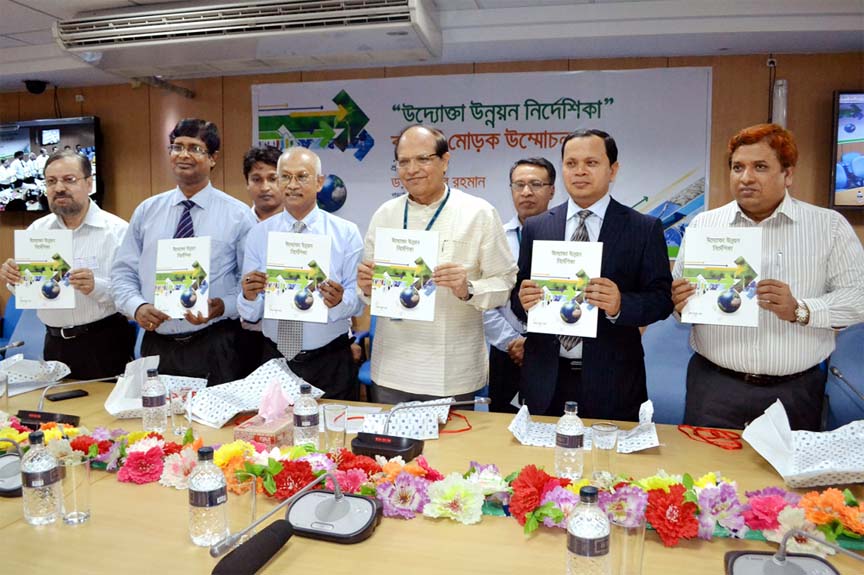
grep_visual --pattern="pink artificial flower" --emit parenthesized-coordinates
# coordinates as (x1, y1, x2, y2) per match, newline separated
(415, 456, 444, 482)
(743, 495, 789, 531)
(326, 469, 367, 494)
(118, 446, 164, 484)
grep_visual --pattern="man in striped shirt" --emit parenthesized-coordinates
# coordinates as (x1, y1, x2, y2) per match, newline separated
(672, 123, 864, 430)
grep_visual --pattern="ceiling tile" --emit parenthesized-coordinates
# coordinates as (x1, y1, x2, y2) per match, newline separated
(0, 0, 56, 35)
(6, 29, 54, 45)
(0, 35, 27, 48)
(22, 1, 134, 19)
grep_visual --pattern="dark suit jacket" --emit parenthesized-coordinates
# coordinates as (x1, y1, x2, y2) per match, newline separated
(511, 197, 673, 420)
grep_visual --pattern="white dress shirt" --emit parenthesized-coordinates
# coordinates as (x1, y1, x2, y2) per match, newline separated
(672, 193, 864, 375)
(13, 200, 128, 328)
(482, 215, 524, 351)
(361, 188, 517, 396)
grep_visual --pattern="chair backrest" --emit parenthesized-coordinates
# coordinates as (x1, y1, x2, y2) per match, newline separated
(2, 295, 23, 339)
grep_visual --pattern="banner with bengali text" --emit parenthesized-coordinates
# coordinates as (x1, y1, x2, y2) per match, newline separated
(252, 68, 712, 257)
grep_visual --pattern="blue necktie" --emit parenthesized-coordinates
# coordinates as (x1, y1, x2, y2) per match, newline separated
(174, 200, 195, 239)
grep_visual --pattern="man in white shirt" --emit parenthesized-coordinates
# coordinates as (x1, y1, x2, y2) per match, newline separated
(483, 157, 556, 412)
(672, 123, 864, 430)
(0, 151, 133, 378)
(34, 148, 49, 178)
(357, 125, 517, 404)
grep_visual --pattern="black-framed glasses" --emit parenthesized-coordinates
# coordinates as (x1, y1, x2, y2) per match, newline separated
(168, 143, 209, 157)
(510, 180, 551, 193)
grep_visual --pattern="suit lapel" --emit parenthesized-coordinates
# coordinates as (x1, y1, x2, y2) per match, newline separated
(598, 197, 626, 271)
(546, 201, 568, 240)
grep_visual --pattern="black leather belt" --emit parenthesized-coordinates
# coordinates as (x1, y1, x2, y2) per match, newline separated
(46, 313, 123, 340)
(290, 334, 352, 364)
(707, 358, 820, 387)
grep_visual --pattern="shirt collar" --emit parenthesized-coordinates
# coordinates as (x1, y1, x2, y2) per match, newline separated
(731, 191, 798, 225)
(171, 182, 213, 210)
(566, 193, 611, 222)
(283, 205, 321, 229)
(503, 215, 521, 232)
(407, 185, 449, 209)
(53, 199, 106, 230)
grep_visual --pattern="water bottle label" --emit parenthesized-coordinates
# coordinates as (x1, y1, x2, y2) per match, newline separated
(142, 394, 167, 408)
(22, 467, 61, 488)
(556, 432, 583, 449)
(567, 533, 609, 556)
(294, 413, 319, 428)
(189, 485, 228, 508)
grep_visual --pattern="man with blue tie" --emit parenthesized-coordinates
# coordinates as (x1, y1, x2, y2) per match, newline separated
(238, 147, 364, 399)
(483, 157, 556, 412)
(513, 129, 673, 419)
(111, 118, 255, 385)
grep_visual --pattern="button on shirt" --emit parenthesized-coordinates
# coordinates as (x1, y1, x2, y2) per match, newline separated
(238, 206, 364, 350)
(483, 215, 525, 351)
(672, 193, 864, 375)
(12, 200, 128, 327)
(111, 183, 255, 334)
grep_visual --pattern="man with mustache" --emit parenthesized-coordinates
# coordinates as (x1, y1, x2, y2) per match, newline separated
(0, 150, 133, 378)
(112, 118, 255, 386)
(672, 123, 864, 430)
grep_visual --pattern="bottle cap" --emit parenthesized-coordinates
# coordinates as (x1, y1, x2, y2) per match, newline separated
(564, 401, 578, 414)
(146, 368, 159, 377)
(28, 430, 45, 445)
(579, 485, 599, 503)
(299, 383, 311, 394)
(197, 446, 214, 461)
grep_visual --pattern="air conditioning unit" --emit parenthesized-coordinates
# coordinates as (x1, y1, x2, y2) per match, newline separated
(53, 0, 441, 79)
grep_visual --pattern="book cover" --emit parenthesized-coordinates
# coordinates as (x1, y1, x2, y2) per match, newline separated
(154, 237, 211, 319)
(371, 227, 439, 321)
(263, 231, 332, 323)
(13, 229, 75, 309)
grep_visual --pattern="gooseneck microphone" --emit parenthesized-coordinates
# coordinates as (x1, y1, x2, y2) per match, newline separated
(0, 341, 24, 354)
(726, 528, 864, 574)
(36, 376, 120, 411)
(829, 366, 864, 404)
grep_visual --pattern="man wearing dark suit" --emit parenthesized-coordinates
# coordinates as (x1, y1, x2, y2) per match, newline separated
(512, 129, 673, 420)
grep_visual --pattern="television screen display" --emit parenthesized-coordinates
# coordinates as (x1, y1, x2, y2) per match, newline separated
(831, 92, 864, 209)
(0, 116, 102, 213)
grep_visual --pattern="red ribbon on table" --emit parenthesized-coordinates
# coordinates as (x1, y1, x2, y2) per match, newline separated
(677, 424, 743, 450)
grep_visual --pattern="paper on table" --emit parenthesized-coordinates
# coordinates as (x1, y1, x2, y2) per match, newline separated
(0, 354, 70, 397)
(507, 401, 660, 453)
(360, 399, 452, 440)
(105, 356, 207, 419)
(317, 405, 382, 434)
(742, 400, 864, 487)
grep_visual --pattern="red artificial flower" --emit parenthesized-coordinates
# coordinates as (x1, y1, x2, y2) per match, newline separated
(645, 485, 699, 547)
(162, 442, 183, 457)
(117, 446, 164, 485)
(9, 417, 29, 433)
(273, 460, 316, 500)
(337, 453, 381, 478)
(743, 495, 788, 531)
(509, 465, 557, 526)
(70, 435, 98, 455)
(96, 440, 113, 455)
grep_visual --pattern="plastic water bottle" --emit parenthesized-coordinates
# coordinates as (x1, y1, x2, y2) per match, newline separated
(21, 430, 62, 526)
(142, 368, 168, 433)
(293, 383, 320, 449)
(567, 486, 611, 575)
(188, 446, 229, 546)
(555, 401, 584, 480)
(857, 190, 864, 205)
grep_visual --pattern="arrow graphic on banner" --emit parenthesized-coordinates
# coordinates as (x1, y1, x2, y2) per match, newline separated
(257, 90, 374, 160)
(630, 196, 648, 209)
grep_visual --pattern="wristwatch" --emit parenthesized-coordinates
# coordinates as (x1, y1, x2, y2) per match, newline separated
(794, 299, 810, 325)
(460, 281, 474, 302)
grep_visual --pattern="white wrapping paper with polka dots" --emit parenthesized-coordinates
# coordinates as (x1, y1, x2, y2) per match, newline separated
(0, 354, 71, 396)
(105, 355, 207, 420)
(742, 399, 864, 488)
(360, 399, 452, 440)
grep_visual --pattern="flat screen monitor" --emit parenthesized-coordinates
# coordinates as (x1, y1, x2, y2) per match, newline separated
(0, 116, 102, 213)
(830, 92, 864, 210)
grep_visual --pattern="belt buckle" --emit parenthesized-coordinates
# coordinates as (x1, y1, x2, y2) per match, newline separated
(60, 326, 76, 340)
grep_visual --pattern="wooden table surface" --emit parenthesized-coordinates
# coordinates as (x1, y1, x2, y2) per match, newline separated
(1, 383, 861, 574)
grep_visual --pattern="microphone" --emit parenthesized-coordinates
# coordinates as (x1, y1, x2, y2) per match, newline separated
(352, 396, 492, 460)
(0, 341, 24, 354)
(829, 366, 864, 404)
(725, 529, 864, 575)
(15, 375, 119, 430)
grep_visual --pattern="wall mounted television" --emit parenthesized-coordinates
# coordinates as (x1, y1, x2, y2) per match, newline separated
(830, 92, 864, 210)
(0, 116, 102, 213)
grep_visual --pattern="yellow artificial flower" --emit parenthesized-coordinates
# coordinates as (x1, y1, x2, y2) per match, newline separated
(0, 427, 29, 448)
(564, 478, 592, 495)
(634, 470, 682, 492)
(214, 440, 255, 468)
(694, 472, 718, 489)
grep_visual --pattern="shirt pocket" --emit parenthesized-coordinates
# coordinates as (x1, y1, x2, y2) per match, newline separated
(440, 239, 478, 275)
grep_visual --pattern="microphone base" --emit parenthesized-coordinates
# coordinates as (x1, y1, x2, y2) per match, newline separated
(724, 551, 839, 575)
(287, 490, 381, 544)
(16, 410, 81, 430)
(351, 432, 424, 461)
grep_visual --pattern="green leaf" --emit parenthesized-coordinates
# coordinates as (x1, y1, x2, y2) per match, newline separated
(464, 467, 476, 479)
(267, 459, 283, 476)
(524, 512, 539, 535)
(504, 470, 519, 484)
(359, 484, 377, 498)
(263, 475, 277, 495)
(843, 488, 859, 507)
(87, 443, 99, 459)
(533, 501, 564, 524)
(182, 428, 195, 446)
(481, 500, 507, 517)
(684, 491, 699, 505)
(682, 473, 694, 490)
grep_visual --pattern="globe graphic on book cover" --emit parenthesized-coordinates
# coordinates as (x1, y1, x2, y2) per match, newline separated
(717, 288, 742, 313)
(41, 279, 61, 300)
(317, 174, 347, 213)
(560, 299, 582, 324)
(180, 287, 198, 309)
(399, 285, 420, 309)
(294, 287, 314, 311)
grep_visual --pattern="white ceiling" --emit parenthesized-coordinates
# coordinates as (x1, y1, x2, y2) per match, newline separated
(0, 0, 861, 93)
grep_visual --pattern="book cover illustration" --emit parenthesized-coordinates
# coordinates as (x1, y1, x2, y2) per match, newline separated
(13, 229, 75, 309)
(371, 228, 439, 321)
(154, 237, 211, 319)
(263, 231, 332, 323)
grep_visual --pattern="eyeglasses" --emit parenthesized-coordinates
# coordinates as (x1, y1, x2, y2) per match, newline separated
(394, 154, 440, 170)
(277, 173, 313, 186)
(510, 180, 551, 193)
(168, 144, 209, 157)
(45, 175, 87, 188)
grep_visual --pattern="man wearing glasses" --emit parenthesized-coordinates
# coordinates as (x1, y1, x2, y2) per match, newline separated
(483, 158, 556, 412)
(112, 118, 255, 385)
(357, 124, 517, 404)
(238, 147, 364, 399)
(0, 151, 133, 378)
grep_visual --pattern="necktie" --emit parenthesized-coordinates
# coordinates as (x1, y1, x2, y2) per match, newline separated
(558, 210, 592, 351)
(174, 200, 196, 239)
(277, 220, 307, 360)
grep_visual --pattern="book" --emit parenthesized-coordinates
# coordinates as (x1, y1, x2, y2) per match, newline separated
(371, 227, 439, 321)
(680, 227, 762, 327)
(263, 231, 332, 323)
(13, 229, 75, 309)
(527, 240, 603, 338)
(154, 237, 211, 319)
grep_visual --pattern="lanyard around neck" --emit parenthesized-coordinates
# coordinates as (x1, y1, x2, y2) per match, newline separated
(403, 187, 450, 231)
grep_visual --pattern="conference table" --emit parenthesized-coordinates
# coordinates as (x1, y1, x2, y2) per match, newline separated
(1, 383, 861, 574)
